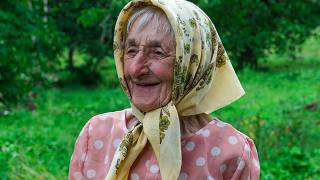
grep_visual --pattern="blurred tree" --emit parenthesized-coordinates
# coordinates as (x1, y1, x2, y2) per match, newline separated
(0, 0, 62, 109)
(1, 0, 319, 109)
(192, 0, 320, 68)
(0, 0, 127, 109)
(50, 0, 127, 85)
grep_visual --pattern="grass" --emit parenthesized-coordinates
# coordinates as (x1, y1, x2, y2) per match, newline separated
(0, 37, 319, 179)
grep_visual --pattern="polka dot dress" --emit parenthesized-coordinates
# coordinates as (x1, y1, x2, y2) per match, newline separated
(69, 109, 260, 179)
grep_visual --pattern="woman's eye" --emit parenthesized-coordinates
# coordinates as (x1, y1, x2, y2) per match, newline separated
(126, 49, 138, 56)
(150, 49, 165, 58)
(155, 50, 164, 55)
(127, 49, 136, 53)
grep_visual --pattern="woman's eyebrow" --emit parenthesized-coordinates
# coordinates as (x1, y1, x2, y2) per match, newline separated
(147, 39, 175, 53)
(125, 38, 164, 48)
(145, 40, 162, 47)
(125, 38, 138, 47)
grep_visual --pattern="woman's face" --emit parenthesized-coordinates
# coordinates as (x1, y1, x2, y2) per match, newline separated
(123, 18, 175, 112)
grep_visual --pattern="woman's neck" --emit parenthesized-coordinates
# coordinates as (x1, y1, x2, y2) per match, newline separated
(179, 113, 212, 137)
(126, 109, 213, 137)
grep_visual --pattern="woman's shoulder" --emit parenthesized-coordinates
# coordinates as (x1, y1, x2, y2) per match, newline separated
(189, 118, 254, 140)
(208, 118, 260, 177)
(89, 109, 127, 123)
(183, 118, 260, 178)
(185, 117, 258, 161)
(79, 108, 129, 138)
(203, 118, 255, 144)
(214, 118, 256, 150)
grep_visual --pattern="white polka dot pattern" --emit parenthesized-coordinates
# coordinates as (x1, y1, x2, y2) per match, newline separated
(69, 112, 260, 180)
(196, 157, 206, 166)
(201, 129, 210, 137)
(94, 140, 104, 150)
(185, 141, 195, 151)
(150, 164, 159, 174)
(73, 172, 82, 180)
(211, 147, 221, 157)
(217, 122, 227, 128)
(86, 169, 96, 179)
(178, 172, 188, 180)
(131, 173, 139, 180)
(228, 136, 238, 145)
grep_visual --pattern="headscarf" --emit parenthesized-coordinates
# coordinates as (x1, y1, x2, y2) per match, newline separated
(107, 0, 245, 179)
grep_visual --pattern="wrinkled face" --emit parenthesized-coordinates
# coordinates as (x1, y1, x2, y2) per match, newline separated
(123, 18, 175, 112)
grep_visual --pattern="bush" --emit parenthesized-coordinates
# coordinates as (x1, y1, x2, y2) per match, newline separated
(194, 0, 320, 68)
(0, 1, 62, 111)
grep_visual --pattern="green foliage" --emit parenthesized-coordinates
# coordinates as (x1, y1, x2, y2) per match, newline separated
(0, 86, 129, 179)
(0, 38, 319, 179)
(193, 0, 320, 68)
(0, 1, 63, 108)
(212, 37, 320, 179)
(50, 0, 128, 86)
(0, 0, 128, 108)
(0, 2, 319, 178)
(1, 0, 319, 109)
(77, 8, 107, 28)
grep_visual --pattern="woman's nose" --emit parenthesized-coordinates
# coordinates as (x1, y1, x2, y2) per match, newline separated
(131, 51, 149, 77)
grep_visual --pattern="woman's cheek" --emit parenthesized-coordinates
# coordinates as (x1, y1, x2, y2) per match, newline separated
(150, 62, 174, 80)
(123, 61, 131, 77)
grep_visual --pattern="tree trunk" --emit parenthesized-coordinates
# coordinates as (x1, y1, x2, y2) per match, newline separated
(68, 47, 75, 72)
(43, 0, 48, 23)
(28, 0, 33, 10)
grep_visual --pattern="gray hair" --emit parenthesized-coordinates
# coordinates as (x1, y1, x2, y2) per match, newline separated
(125, 6, 175, 43)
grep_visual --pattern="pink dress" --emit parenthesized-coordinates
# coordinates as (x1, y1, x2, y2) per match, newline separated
(69, 109, 260, 180)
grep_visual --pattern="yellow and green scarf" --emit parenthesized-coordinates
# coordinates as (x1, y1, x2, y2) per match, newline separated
(107, 0, 245, 179)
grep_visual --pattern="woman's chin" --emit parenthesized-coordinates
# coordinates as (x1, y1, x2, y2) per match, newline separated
(130, 90, 172, 112)
(132, 100, 158, 112)
(131, 97, 168, 112)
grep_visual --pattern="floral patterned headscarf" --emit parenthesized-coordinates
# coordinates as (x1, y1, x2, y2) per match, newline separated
(107, 0, 245, 179)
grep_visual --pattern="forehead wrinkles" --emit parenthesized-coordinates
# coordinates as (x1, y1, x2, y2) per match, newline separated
(126, 33, 164, 47)
(126, 22, 175, 52)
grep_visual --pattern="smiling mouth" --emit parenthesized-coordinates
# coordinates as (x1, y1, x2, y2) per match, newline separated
(134, 81, 160, 86)
(133, 82, 160, 90)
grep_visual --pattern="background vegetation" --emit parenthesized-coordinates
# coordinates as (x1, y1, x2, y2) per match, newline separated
(0, 0, 319, 179)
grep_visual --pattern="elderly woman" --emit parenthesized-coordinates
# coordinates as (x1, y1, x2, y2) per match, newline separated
(69, 0, 260, 180)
